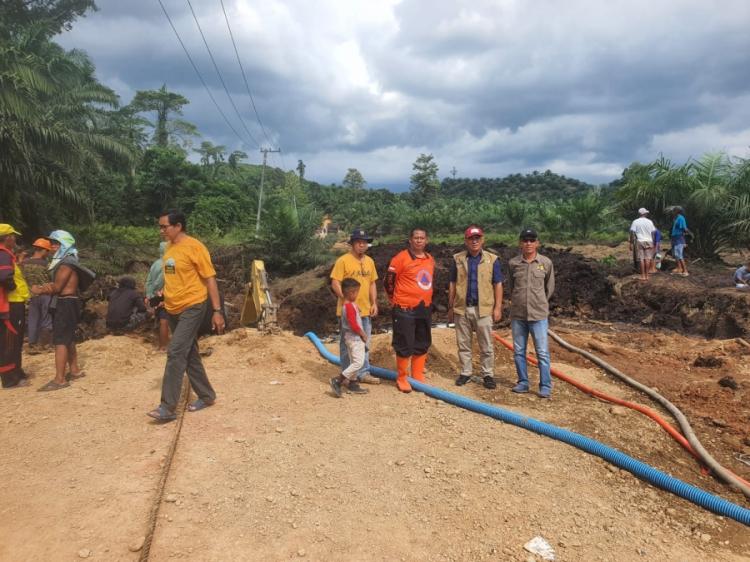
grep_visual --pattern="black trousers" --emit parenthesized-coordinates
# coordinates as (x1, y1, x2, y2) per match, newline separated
(1, 303, 25, 387)
(392, 306, 432, 358)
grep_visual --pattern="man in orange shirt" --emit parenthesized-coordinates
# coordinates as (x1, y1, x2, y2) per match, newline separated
(384, 228, 435, 392)
(147, 210, 224, 422)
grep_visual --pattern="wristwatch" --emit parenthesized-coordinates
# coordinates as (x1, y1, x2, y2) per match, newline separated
(213, 308, 222, 313)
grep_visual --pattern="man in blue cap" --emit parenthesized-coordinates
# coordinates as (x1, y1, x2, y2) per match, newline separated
(330, 228, 380, 388)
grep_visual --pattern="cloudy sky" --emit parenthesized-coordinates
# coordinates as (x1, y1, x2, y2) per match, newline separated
(59, 0, 750, 189)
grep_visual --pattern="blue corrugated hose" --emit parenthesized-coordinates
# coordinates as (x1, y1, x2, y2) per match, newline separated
(305, 332, 750, 526)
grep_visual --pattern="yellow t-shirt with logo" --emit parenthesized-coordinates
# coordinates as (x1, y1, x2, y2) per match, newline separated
(163, 236, 216, 315)
(330, 253, 378, 317)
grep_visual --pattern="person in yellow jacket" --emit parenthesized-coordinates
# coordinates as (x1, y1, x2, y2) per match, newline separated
(0, 224, 30, 388)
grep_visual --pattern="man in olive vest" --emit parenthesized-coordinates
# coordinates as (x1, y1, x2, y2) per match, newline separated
(448, 225, 504, 389)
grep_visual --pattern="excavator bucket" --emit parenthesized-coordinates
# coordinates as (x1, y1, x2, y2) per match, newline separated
(240, 259, 279, 333)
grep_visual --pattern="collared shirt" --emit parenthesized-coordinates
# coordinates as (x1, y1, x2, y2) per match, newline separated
(449, 251, 504, 306)
(507, 253, 555, 321)
(330, 252, 378, 317)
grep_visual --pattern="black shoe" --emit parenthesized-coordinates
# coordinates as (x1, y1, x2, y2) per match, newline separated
(347, 381, 369, 394)
(483, 376, 497, 389)
(455, 375, 471, 386)
(329, 377, 342, 398)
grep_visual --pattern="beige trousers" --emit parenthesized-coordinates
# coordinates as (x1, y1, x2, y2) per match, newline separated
(455, 306, 494, 377)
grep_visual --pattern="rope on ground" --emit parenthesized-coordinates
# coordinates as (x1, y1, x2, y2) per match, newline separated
(548, 329, 750, 500)
(139, 381, 189, 562)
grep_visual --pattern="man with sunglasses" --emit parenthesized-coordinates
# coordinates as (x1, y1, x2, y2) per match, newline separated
(507, 228, 555, 398)
(147, 210, 223, 422)
(448, 225, 504, 389)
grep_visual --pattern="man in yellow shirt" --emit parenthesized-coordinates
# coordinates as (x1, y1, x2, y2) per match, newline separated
(147, 210, 224, 422)
(330, 229, 379, 385)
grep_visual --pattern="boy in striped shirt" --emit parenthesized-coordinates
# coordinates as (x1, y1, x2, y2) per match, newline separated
(330, 278, 370, 397)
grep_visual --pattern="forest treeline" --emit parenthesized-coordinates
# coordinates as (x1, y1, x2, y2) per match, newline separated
(2, 1, 749, 273)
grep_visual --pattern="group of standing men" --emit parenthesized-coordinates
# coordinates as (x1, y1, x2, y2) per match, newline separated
(0, 225, 87, 390)
(330, 225, 556, 398)
(629, 206, 691, 281)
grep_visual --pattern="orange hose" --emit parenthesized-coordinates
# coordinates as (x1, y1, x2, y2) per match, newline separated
(493, 332, 750, 488)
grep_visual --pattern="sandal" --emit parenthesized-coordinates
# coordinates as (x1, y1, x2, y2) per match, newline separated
(187, 398, 215, 412)
(65, 371, 86, 381)
(146, 405, 177, 422)
(37, 380, 70, 392)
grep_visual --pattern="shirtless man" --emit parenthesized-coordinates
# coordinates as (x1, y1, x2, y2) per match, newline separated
(31, 231, 85, 391)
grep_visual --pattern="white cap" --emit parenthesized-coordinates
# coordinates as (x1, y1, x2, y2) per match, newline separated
(638, 207, 649, 215)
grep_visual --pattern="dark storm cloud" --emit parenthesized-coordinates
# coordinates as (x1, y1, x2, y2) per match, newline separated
(58, 0, 750, 184)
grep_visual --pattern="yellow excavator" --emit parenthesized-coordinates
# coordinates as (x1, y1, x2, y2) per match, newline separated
(240, 260, 279, 333)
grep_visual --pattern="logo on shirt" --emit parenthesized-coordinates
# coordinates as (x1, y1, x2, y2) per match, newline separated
(165, 258, 176, 275)
(416, 269, 433, 290)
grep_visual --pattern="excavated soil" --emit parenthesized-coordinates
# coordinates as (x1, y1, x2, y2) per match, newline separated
(1, 327, 749, 561)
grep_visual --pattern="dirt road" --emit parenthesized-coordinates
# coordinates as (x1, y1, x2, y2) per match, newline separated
(1, 328, 748, 561)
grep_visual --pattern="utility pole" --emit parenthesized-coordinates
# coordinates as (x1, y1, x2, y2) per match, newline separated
(256, 147, 281, 232)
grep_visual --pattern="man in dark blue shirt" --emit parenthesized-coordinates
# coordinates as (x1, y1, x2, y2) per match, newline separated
(448, 225, 504, 389)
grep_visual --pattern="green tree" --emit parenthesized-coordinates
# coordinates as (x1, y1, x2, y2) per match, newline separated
(342, 168, 366, 190)
(559, 190, 610, 238)
(0, 0, 97, 38)
(0, 23, 132, 229)
(129, 85, 197, 148)
(410, 153, 440, 200)
(228, 150, 247, 171)
(297, 159, 306, 182)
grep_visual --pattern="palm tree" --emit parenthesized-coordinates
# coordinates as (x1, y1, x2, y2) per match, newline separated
(0, 24, 133, 229)
(129, 85, 197, 148)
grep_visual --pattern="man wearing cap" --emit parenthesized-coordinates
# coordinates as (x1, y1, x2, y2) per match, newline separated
(629, 208, 657, 281)
(507, 228, 555, 398)
(330, 228, 380, 386)
(448, 225, 504, 389)
(22, 238, 53, 350)
(0, 224, 30, 388)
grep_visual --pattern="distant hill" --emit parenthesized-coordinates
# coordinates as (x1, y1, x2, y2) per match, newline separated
(441, 170, 595, 201)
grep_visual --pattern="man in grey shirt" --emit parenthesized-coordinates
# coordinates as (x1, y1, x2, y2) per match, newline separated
(507, 228, 555, 398)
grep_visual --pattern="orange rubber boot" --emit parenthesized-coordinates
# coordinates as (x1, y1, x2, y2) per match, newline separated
(396, 356, 412, 393)
(411, 353, 427, 382)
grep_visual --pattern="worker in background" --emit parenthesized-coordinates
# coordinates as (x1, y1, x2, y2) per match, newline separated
(449, 225, 504, 389)
(145, 241, 170, 351)
(670, 206, 691, 277)
(735, 260, 750, 290)
(22, 238, 53, 351)
(31, 230, 87, 391)
(384, 228, 435, 393)
(0, 224, 30, 388)
(329, 228, 380, 385)
(106, 276, 148, 333)
(629, 208, 656, 282)
(507, 228, 555, 398)
(147, 210, 223, 422)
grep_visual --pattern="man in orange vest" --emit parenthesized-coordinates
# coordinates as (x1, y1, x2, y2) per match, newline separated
(384, 228, 435, 393)
(0, 224, 30, 389)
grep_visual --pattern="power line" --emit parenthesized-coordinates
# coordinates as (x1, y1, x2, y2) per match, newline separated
(185, 0, 261, 149)
(156, 0, 248, 148)
(218, 0, 273, 148)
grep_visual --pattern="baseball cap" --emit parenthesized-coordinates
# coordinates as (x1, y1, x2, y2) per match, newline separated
(519, 228, 538, 240)
(638, 207, 649, 215)
(349, 228, 373, 243)
(32, 238, 52, 251)
(0, 224, 21, 237)
(464, 226, 484, 238)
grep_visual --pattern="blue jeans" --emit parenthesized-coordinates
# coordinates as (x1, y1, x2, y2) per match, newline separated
(340, 316, 371, 380)
(511, 318, 552, 390)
